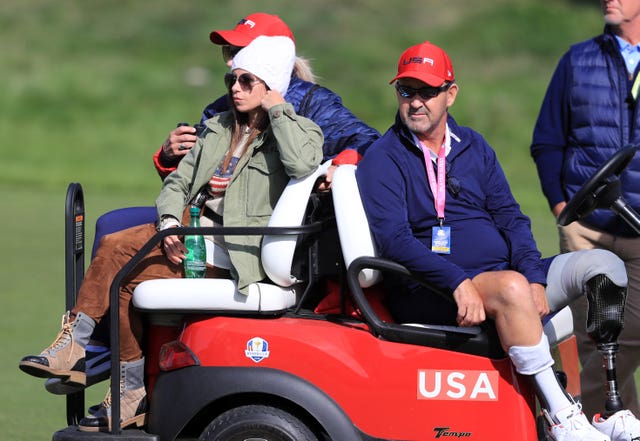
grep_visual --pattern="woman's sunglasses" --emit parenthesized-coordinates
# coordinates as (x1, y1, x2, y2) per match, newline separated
(395, 82, 452, 100)
(224, 73, 263, 91)
(221, 45, 242, 63)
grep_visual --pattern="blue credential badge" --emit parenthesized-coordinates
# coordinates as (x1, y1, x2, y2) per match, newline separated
(431, 226, 451, 254)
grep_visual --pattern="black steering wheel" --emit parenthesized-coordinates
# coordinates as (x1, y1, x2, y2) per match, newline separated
(557, 146, 638, 227)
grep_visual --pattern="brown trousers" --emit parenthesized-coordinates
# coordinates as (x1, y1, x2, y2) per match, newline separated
(72, 211, 229, 361)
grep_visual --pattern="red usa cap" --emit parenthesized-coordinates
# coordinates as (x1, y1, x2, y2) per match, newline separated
(389, 41, 454, 86)
(210, 13, 294, 47)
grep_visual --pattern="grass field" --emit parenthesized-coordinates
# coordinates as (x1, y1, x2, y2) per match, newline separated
(1, 0, 631, 439)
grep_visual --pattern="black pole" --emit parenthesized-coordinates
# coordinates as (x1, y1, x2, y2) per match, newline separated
(64, 183, 85, 426)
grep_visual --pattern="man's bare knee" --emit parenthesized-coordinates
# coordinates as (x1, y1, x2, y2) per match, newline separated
(491, 272, 531, 309)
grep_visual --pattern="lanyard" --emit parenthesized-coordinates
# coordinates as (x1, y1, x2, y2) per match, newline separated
(421, 142, 446, 226)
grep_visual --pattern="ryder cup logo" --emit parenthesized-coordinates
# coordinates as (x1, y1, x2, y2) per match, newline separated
(245, 337, 270, 363)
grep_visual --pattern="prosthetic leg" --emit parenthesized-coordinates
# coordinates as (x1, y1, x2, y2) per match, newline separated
(545, 251, 640, 439)
(584, 274, 627, 417)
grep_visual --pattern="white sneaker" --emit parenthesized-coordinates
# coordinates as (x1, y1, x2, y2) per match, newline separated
(547, 403, 610, 441)
(592, 410, 640, 441)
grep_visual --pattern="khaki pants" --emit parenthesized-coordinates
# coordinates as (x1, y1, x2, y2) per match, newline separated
(72, 209, 230, 361)
(559, 221, 640, 418)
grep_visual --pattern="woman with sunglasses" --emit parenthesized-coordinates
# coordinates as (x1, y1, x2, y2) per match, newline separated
(89, 12, 378, 259)
(155, 12, 379, 186)
(19, 35, 323, 432)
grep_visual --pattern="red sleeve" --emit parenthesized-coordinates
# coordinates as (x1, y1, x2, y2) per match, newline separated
(152, 146, 178, 180)
(331, 149, 362, 166)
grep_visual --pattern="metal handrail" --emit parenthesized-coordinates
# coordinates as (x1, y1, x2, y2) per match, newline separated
(107, 222, 323, 435)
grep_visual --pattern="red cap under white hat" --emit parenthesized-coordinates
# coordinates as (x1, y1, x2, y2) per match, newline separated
(210, 13, 295, 47)
(389, 41, 454, 86)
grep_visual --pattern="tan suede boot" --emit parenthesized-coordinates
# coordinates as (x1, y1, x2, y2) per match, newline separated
(19, 311, 95, 386)
(78, 358, 147, 432)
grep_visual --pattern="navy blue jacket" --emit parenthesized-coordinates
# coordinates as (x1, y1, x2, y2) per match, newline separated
(530, 26, 640, 236)
(357, 115, 545, 307)
(201, 76, 380, 159)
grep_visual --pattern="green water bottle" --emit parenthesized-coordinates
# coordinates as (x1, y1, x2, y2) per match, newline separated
(184, 206, 206, 278)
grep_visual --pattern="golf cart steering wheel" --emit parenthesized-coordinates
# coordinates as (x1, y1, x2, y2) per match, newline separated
(557, 146, 639, 229)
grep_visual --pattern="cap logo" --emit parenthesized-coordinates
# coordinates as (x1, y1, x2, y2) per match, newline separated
(403, 57, 435, 66)
(238, 18, 256, 29)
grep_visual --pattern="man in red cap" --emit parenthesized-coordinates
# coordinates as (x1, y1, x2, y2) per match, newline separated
(356, 41, 623, 441)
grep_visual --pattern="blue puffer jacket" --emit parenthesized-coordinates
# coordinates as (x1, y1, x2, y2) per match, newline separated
(201, 76, 380, 159)
(531, 26, 640, 236)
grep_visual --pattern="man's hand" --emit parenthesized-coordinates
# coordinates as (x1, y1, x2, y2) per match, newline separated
(530, 283, 550, 319)
(552, 201, 567, 218)
(316, 165, 337, 193)
(452, 279, 486, 326)
(161, 125, 198, 160)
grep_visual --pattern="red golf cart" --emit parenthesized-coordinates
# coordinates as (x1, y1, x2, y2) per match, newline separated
(52, 161, 583, 441)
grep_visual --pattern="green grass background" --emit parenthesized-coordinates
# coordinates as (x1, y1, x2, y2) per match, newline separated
(1, 0, 627, 439)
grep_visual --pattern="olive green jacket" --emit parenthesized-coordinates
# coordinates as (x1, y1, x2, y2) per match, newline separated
(156, 103, 323, 293)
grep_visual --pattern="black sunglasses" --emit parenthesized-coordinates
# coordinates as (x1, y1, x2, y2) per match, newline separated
(444, 161, 461, 197)
(395, 82, 452, 100)
(224, 72, 263, 90)
(221, 45, 242, 62)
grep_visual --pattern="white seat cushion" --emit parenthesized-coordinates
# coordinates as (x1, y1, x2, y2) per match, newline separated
(133, 278, 298, 313)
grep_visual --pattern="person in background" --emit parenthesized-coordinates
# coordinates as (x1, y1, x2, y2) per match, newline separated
(357, 40, 640, 441)
(530, 0, 640, 421)
(19, 36, 323, 432)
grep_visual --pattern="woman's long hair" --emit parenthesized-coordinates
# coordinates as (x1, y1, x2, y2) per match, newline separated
(220, 85, 269, 172)
(293, 56, 317, 83)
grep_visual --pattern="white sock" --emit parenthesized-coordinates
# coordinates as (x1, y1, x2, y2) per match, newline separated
(508, 334, 572, 421)
(532, 367, 573, 419)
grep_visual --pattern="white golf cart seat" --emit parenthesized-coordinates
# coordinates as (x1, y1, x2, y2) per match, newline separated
(330, 164, 575, 346)
(132, 160, 333, 314)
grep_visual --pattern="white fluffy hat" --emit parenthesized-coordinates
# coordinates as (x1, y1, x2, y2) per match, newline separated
(231, 35, 295, 96)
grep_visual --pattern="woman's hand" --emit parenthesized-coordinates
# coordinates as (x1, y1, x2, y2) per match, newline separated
(261, 90, 286, 111)
(163, 233, 187, 265)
